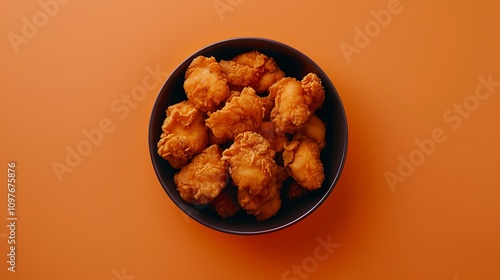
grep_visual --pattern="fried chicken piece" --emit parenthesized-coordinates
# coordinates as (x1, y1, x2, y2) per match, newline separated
(270, 78, 311, 134)
(174, 144, 229, 205)
(222, 132, 282, 220)
(219, 60, 258, 88)
(206, 87, 264, 142)
(238, 179, 281, 221)
(236, 163, 285, 221)
(301, 73, 325, 111)
(157, 101, 208, 169)
(253, 56, 285, 94)
(282, 138, 325, 191)
(211, 184, 241, 218)
(253, 192, 281, 221)
(184, 56, 229, 112)
(258, 121, 288, 153)
(269, 73, 326, 135)
(220, 51, 285, 94)
(293, 114, 326, 150)
(222, 132, 276, 195)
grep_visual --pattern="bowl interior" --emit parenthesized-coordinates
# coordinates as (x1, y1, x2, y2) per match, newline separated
(149, 38, 348, 234)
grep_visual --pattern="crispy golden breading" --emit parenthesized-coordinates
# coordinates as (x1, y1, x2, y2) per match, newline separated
(184, 56, 229, 112)
(225, 90, 241, 102)
(222, 132, 282, 220)
(258, 121, 288, 153)
(222, 132, 276, 195)
(282, 138, 325, 191)
(253, 192, 281, 221)
(174, 144, 229, 205)
(270, 78, 311, 134)
(157, 101, 208, 169)
(238, 179, 281, 221)
(220, 51, 285, 94)
(301, 73, 325, 111)
(219, 60, 258, 88)
(253, 57, 285, 94)
(269, 73, 326, 135)
(294, 114, 326, 150)
(236, 163, 285, 221)
(206, 87, 264, 141)
(211, 184, 241, 218)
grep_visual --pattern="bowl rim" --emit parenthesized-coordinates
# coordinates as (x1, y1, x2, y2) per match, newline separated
(148, 37, 348, 235)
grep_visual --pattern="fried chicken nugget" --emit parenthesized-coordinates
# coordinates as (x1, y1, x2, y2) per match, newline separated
(157, 101, 208, 169)
(222, 132, 281, 220)
(222, 132, 276, 194)
(174, 144, 229, 205)
(294, 114, 326, 150)
(238, 179, 281, 221)
(184, 56, 229, 112)
(220, 51, 285, 94)
(282, 138, 325, 191)
(219, 60, 258, 88)
(269, 78, 311, 134)
(269, 73, 326, 134)
(301, 73, 325, 112)
(206, 87, 264, 141)
(252, 55, 285, 94)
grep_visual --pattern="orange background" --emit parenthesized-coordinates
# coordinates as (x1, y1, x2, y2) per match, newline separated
(1, 0, 499, 279)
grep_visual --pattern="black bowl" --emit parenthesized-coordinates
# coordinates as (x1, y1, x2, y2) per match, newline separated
(148, 37, 348, 235)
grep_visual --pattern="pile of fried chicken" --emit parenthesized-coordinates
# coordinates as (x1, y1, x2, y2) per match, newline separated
(157, 51, 326, 221)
